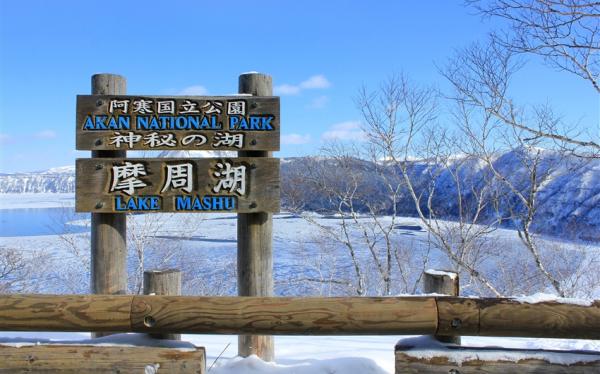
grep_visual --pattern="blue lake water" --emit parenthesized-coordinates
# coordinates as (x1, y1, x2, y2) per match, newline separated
(0, 208, 88, 237)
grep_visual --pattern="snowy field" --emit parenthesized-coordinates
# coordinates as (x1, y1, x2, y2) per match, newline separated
(0, 332, 599, 373)
(0, 193, 599, 372)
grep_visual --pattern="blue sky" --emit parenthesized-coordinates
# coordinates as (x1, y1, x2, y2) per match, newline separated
(0, 0, 597, 172)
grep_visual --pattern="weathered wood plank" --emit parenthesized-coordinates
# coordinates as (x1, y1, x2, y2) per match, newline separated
(0, 345, 205, 373)
(423, 270, 460, 345)
(129, 296, 438, 335)
(144, 269, 182, 340)
(89, 74, 128, 339)
(437, 297, 600, 339)
(395, 347, 600, 373)
(76, 95, 280, 151)
(0, 294, 132, 332)
(76, 157, 280, 213)
(237, 72, 275, 361)
(1, 295, 599, 339)
(436, 297, 480, 336)
(478, 299, 600, 339)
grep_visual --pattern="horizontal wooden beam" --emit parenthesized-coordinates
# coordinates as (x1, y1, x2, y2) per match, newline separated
(436, 297, 600, 340)
(0, 294, 598, 339)
(395, 346, 600, 374)
(0, 344, 205, 373)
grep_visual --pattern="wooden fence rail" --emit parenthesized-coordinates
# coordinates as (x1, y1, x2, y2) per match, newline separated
(0, 294, 598, 339)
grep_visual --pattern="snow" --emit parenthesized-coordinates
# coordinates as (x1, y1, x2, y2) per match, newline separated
(210, 355, 388, 374)
(0, 332, 195, 350)
(1, 194, 600, 372)
(424, 269, 458, 279)
(514, 293, 594, 306)
(396, 335, 600, 366)
(0, 333, 598, 373)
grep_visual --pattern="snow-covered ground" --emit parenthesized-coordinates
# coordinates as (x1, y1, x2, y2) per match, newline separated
(0, 332, 599, 373)
(1, 193, 599, 372)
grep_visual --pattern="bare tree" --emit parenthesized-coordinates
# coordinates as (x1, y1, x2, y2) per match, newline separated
(462, 1, 600, 155)
(358, 75, 506, 296)
(127, 212, 197, 294)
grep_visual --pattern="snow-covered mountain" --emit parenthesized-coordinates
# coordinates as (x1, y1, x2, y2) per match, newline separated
(0, 166, 75, 193)
(1, 150, 599, 240)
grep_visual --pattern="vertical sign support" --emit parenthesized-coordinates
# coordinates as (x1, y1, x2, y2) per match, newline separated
(90, 74, 128, 338)
(237, 73, 275, 361)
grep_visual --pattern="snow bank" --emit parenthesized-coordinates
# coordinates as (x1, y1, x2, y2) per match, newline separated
(396, 336, 600, 366)
(424, 269, 458, 279)
(0, 333, 195, 350)
(514, 293, 594, 306)
(210, 355, 388, 374)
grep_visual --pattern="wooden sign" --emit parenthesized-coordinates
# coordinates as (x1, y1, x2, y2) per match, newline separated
(76, 158, 280, 213)
(76, 95, 280, 151)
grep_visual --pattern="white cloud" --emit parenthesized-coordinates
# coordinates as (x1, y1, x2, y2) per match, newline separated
(0, 133, 12, 144)
(282, 133, 311, 145)
(178, 85, 209, 95)
(300, 75, 331, 89)
(34, 130, 57, 139)
(274, 84, 301, 95)
(274, 74, 331, 96)
(309, 95, 329, 109)
(321, 121, 366, 142)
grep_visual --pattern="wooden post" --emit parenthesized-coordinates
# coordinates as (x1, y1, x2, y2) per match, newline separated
(423, 269, 460, 345)
(237, 72, 275, 361)
(90, 74, 127, 338)
(144, 269, 182, 341)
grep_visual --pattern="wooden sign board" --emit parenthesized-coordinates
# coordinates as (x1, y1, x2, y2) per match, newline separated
(76, 158, 280, 213)
(76, 95, 280, 151)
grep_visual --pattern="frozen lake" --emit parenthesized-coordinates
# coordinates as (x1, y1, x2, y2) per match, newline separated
(0, 208, 87, 237)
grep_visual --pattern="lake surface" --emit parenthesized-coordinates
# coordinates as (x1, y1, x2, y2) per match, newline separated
(0, 208, 87, 237)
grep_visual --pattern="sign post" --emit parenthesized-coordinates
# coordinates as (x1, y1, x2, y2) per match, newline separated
(77, 73, 281, 359)
(237, 73, 275, 361)
(89, 74, 128, 338)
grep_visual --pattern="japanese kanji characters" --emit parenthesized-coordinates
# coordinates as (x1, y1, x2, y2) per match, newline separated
(144, 132, 176, 148)
(162, 163, 193, 193)
(212, 162, 246, 196)
(227, 101, 246, 115)
(157, 100, 175, 114)
(213, 132, 244, 149)
(201, 101, 223, 114)
(180, 100, 200, 114)
(108, 132, 245, 148)
(132, 99, 153, 114)
(110, 132, 142, 148)
(109, 99, 129, 113)
(110, 162, 148, 195)
(109, 160, 249, 197)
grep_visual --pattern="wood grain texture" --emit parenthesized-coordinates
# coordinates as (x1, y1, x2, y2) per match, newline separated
(237, 72, 275, 361)
(436, 297, 480, 336)
(424, 271, 460, 345)
(129, 296, 438, 335)
(144, 269, 182, 340)
(1, 295, 598, 339)
(90, 74, 128, 339)
(76, 95, 280, 151)
(478, 299, 600, 339)
(395, 348, 600, 373)
(436, 297, 600, 339)
(0, 294, 132, 332)
(0, 345, 205, 373)
(76, 157, 280, 213)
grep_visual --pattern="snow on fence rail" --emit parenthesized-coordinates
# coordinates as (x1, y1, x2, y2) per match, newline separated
(0, 294, 599, 339)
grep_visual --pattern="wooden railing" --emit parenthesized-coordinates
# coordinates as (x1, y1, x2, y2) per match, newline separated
(1, 294, 598, 339)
